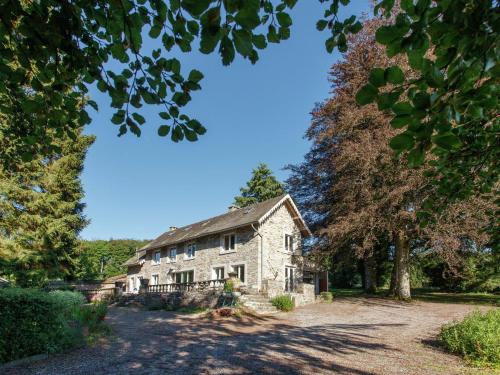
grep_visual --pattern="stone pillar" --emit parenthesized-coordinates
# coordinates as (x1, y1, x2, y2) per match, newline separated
(139, 278, 149, 294)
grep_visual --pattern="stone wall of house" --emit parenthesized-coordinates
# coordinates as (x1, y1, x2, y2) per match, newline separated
(262, 280, 316, 307)
(133, 226, 260, 291)
(291, 283, 316, 307)
(259, 203, 304, 291)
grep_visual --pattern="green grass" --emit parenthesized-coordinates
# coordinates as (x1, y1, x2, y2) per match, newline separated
(331, 287, 499, 306)
(440, 309, 500, 368)
(411, 288, 500, 306)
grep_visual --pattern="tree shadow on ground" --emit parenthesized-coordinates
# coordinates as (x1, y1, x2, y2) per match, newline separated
(100, 307, 403, 375)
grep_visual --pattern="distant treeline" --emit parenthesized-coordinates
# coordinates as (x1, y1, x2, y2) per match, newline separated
(72, 239, 150, 281)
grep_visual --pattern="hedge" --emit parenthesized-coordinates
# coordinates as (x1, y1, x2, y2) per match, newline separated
(0, 288, 86, 363)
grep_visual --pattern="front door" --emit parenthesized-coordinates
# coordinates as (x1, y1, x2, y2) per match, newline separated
(285, 266, 295, 292)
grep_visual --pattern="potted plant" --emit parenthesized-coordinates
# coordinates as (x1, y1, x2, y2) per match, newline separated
(227, 272, 241, 297)
(223, 279, 234, 297)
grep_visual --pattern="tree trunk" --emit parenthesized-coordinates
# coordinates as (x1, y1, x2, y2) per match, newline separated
(363, 254, 377, 294)
(393, 230, 411, 300)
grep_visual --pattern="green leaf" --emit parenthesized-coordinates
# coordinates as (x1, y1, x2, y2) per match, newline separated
(325, 36, 335, 53)
(235, 8, 261, 29)
(369, 68, 386, 87)
(149, 25, 162, 39)
(158, 125, 170, 136)
(385, 66, 404, 84)
(232, 29, 253, 56)
(432, 132, 461, 150)
(355, 84, 378, 105)
(159, 112, 171, 120)
(376, 92, 398, 110)
(200, 27, 221, 54)
(375, 26, 399, 44)
(316, 20, 328, 31)
(267, 25, 279, 43)
(425, 66, 444, 88)
(407, 50, 424, 70)
(188, 69, 204, 83)
(132, 112, 145, 125)
(162, 34, 175, 50)
(407, 147, 425, 167)
(111, 110, 125, 124)
(276, 12, 292, 27)
(183, 127, 198, 141)
(390, 115, 412, 129)
(181, 0, 211, 17)
(392, 102, 413, 115)
(389, 132, 415, 150)
(187, 20, 200, 35)
(252, 34, 267, 49)
(412, 92, 430, 110)
(97, 80, 107, 92)
(219, 36, 236, 65)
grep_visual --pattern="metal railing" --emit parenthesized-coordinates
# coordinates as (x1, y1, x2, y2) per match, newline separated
(146, 279, 225, 293)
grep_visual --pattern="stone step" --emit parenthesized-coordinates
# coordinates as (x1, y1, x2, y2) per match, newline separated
(239, 295, 270, 302)
(239, 294, 278, 314)
(245, 301, 274, 307)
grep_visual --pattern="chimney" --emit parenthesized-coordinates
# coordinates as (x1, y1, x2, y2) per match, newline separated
(169, 226, 177, 231)
(228, 204, 240, 212)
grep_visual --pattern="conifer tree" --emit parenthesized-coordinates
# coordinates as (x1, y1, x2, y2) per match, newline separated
(234, 163, 285, 208)
(0, 127, 94, 286)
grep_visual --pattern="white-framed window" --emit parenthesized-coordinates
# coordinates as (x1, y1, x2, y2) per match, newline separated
(152, 250, 161, 264)
(284, 233, 294, 252)
(168, 247, 177, 262)
(221, 233, 236, 252)
(185, 243, 196, 259)
(232, 264, 245, 283)
(175, 270, 194, 283)
(151, 274, 159, 286)
(213, 266, 225, 280)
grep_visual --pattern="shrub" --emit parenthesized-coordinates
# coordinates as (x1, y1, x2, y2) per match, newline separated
(320, 292, 334, 303)
(49, 290, 86, 319)
(271, 295, 294, 312)
(77, 301, 108, 329)
(0, 288, 85, 363)
(440, 309, 500, 368)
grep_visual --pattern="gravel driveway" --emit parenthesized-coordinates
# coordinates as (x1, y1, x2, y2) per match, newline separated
(5, 297, 495, 375)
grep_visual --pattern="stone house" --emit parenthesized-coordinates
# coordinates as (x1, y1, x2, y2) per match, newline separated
(124, 194, 328, 300)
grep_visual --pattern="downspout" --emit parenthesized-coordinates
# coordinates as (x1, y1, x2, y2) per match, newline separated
(251, 223, 263, 292)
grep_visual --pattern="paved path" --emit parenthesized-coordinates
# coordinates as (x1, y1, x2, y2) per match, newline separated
(5, 297, 495, 375)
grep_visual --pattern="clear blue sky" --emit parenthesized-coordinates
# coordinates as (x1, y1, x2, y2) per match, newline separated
(81, 1, 370, 240)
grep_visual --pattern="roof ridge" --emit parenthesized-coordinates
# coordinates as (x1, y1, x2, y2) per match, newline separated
(135, 194, 293, 253)
(161, 194, 287, 234)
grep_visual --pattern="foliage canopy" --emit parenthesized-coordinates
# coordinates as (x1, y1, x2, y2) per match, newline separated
(234, 163, 285, 207)
(1, 0, 497, 218)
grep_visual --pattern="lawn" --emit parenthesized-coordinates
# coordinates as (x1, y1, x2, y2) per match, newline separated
(331, 287, 500, 306)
